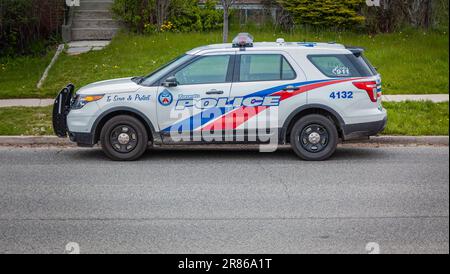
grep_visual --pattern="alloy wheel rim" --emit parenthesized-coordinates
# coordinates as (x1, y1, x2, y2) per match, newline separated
(299, 124, 329, 153)
(110, 125, 138, 153)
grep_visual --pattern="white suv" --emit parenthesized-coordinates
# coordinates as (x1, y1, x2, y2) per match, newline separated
(53, 33, 387, 161)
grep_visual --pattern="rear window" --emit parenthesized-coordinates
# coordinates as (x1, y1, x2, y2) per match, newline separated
(308, 54, 376, 78)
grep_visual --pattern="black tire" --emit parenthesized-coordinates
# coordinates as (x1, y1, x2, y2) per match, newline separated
(100, 115, 148, 161)
(290, 114, 338, 161)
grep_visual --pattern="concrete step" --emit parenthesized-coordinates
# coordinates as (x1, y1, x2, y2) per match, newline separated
(80, 0, 113, 2)
(74, 10, 113, 20)
(72, 19, 118, 28)
(71, 28, 119, 40)
(77, 1, 113, 11)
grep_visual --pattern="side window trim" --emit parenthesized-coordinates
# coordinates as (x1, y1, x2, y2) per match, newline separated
(281, 55, 296, 80)
(154, 54, 236, 86)
(233, 53, 297, 83)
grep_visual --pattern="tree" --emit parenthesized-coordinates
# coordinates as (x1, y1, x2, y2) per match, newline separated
(406, 0, 433, 28)
(156, 0, 171, 28)
(220, 0, 236, 43)
(277, 0, 365, 29)
(362, 0, 438, 33)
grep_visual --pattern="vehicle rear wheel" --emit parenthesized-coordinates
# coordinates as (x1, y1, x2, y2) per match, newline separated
(100, 115, 148, 161)
(290, 114, 338, 161)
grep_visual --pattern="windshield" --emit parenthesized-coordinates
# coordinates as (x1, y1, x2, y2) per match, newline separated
(140, 54, 193, 86)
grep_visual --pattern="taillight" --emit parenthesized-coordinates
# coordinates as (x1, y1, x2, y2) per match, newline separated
(353, 81, 377, 102)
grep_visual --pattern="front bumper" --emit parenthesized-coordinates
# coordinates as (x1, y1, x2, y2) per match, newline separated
(342, 116, 387, 141)
(52, 84, 75, 137)
(68, 132, 95, 147)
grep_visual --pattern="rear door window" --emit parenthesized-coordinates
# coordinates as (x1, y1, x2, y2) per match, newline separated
(308, 54, 375, 78)
(239, 54, 296, 82)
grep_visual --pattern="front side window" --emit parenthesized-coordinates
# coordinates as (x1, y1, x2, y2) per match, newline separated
(239, 54, 296, 82)
(141, 54, 193, 86)
(174, 55, 231, 85)
(308, 54, 376, 78)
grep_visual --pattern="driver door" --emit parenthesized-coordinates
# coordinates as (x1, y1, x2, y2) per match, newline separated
(156, 53, 234, 142)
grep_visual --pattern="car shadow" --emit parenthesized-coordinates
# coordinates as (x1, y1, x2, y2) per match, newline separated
(69, 145, 387, 162)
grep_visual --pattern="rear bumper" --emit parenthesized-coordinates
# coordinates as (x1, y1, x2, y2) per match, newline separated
(342, 116, 387, 141)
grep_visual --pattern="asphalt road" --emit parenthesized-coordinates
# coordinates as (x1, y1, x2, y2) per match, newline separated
(0, 145, 448, 254)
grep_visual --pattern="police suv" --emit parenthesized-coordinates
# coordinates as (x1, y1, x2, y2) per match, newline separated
(53, 33, 386, 161)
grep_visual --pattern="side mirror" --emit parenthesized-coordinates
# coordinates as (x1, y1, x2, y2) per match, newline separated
(162, 76, 178, 87)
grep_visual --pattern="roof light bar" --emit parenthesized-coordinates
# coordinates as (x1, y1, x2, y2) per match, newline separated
(232, 33, 254, 48)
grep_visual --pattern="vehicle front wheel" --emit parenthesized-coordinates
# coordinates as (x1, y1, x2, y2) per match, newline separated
(290, 114, 338, 161)
(100, 115, 148, 161)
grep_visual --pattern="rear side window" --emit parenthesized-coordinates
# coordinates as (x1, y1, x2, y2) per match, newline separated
(239, 54, 296, 82)
(308, 54, 376, 78)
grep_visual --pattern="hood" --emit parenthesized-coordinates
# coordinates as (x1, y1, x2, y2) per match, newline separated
(76, 77, 140, 95)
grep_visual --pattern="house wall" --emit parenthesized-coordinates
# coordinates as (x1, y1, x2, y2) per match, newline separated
(36, 0, 65, 36)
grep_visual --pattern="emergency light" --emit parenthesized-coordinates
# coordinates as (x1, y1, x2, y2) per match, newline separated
(232, 33, 254, 48)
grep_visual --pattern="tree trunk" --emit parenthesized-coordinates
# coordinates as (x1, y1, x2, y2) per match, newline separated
(221, 0, 235, 43)
(156, 0, 171, 28)
(223, 8, 229, 43)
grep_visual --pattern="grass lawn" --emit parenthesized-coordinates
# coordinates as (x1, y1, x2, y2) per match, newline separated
(0, 101, 447, 136)
(0, 28, 448, 99)
(0, 51, 55, 99)
(383, 101, 449, 136)
(0, 106, 53, 135)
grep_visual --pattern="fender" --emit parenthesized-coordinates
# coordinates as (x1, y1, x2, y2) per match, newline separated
(90, 106, 160, 144)
(280, 104, 345, 144)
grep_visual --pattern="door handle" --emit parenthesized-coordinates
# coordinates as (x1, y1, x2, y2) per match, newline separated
(206, 89, 224, 95)
(283, 85, 300, 92)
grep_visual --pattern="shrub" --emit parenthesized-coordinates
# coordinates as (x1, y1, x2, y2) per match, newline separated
(112, 0, 223, 33)
(362, 0, 448, 33)
(168, 0, 223, 32)
(111, 0, 156, 33)
(0, 0, 64, 56)
(277, 0, 366, 30)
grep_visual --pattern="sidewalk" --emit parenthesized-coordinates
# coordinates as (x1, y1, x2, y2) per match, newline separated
(0, 99, 55, 108)
(381, 94, 449, 103)
(0, 94, 448, 108)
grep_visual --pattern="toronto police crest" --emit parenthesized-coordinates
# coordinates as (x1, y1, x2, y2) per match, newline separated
(158, 89, 173, 106)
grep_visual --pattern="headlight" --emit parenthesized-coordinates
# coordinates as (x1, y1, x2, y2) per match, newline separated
(71, 94, 104, 109)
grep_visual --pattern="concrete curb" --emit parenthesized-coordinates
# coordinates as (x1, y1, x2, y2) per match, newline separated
(0, 136, 73, 146)
(36, 44, 64, 89)
(354, 135, 449, 146)
(0, 135, 448, 147)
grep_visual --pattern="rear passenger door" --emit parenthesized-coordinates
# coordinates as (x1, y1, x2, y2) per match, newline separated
(229, 52, 306, 140)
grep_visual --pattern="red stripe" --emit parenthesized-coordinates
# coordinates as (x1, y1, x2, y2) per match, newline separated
(202, 106, 267, 132)
(201, 78, 359, 131)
